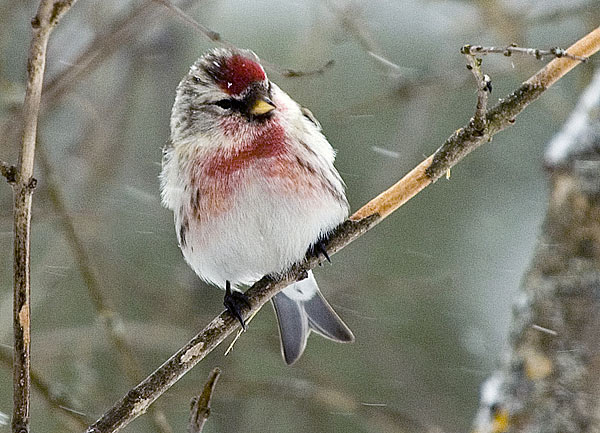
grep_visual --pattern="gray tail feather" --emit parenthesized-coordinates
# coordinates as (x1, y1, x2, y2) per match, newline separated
(271, 283, 354, 365)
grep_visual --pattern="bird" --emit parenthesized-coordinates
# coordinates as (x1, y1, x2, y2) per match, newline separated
(160, 47, 354, 364)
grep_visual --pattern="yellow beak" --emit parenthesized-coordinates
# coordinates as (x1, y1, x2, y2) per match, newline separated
(249, 98, 276, 116)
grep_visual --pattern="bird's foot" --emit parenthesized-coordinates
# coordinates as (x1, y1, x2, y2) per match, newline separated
(224, 281, 251, 330)
(314, 239, 331, 264)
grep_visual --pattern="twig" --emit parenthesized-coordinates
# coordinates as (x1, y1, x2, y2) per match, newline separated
(424, 28, 599, 184)
(461, 49, 492, 133)
(0, 345, 88, 431)
(85, 28, 600, 433)
(188, 368, 221, 433)
(11, 1, 77, 432)
(462, 43, 589, 62)
(35, 145, 174, 433)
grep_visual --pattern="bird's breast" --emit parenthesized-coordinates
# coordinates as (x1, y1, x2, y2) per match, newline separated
(185, 122, 326, 222)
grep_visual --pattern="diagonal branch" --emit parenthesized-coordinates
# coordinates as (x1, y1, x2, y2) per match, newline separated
(85, 27, 600, 433)
(11, 1, 78, 432)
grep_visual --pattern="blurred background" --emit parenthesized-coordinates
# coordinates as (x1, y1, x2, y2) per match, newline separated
(1, 0, 598, 432)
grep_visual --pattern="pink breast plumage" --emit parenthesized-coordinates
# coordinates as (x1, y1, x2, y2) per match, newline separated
(186, 121, 321, 221)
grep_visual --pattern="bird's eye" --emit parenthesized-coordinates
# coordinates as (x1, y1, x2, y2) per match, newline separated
(213, 99, 235, 110)
(191, 76, 202, 83)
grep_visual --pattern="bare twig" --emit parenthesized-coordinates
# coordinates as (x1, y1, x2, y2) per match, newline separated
(0, 345, 88, 431)
(462, 43, 589, 62)
(85, 28, 600, 433)
(461, 49, 492, 133)
(188, 367, 221, 433)
(11, 1, 78, 432)
(423, 28, 599, 184)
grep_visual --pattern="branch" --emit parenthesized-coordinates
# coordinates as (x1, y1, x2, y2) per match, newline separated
(12, 1, 77, 432)
(462, 48, 492, 132)
(187, 367, 221, 433)
(85, 28, 600, 433)
(462, 43, 589, 62)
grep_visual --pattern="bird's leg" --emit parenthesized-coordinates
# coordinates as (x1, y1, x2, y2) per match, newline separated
(224, 280, 251, 330)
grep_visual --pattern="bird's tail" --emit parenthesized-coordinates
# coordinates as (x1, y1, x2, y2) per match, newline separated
(271, 271, 354, 365)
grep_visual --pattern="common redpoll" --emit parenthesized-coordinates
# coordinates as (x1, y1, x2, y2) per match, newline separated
(160, 48, 354, 364)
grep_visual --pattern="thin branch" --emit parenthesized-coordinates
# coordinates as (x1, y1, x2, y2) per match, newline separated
(85, 28, 600, 433)
(42, 1, 156, 107)
(461, 48, 492, 133)
(12, 1, 77, 432)
(425, 27, 599, 183)
(0, 346, 88, 431)
(188, 367, 221, 433)
(462, 43, 589, 62)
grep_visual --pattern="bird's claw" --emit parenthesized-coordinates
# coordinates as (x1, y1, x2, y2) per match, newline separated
(224, 281, 251, 330)
(314, 239, 331, 264)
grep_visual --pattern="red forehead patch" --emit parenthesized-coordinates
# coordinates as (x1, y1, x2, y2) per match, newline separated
(216, 54, 266, 95)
